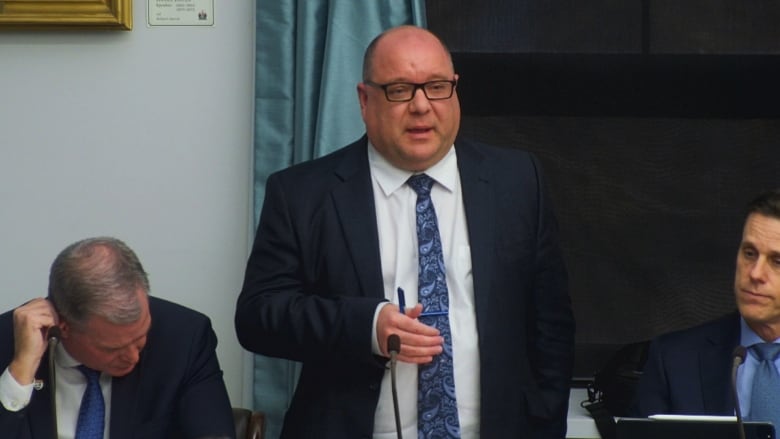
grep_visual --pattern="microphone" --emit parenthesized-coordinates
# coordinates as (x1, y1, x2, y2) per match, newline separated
(731, 345, 747, 439)
(47, 326, 61, 343)
(387, 334, 403, 439)
(47, 326, 61, 439)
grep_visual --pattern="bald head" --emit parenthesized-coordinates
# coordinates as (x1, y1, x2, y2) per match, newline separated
(362, 25, 453, 82)
(357, 25, 460, 171)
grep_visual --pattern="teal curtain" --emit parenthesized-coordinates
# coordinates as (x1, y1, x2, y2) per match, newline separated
(252, 2, 426, 438)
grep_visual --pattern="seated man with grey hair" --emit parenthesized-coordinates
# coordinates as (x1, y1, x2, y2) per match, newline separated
(0, 236, 235, 439)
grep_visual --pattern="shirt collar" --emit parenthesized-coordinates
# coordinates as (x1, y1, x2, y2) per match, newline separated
(367, 142, 458, 196)
(55, 340, 83, 369)
(740, 317, 780, 348)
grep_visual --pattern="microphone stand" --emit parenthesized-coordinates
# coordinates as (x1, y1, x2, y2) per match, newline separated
(387, 334, 403, 439)
(47, 327, 61, 439)
(731, 346, 747, 439)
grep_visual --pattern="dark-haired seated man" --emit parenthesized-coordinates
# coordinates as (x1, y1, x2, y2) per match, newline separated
(0, 237, 235, 439)
(633, 189, 780, 430)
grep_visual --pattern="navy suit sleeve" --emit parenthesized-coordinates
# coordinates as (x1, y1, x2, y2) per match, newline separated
(113, 300, 235, 439)
(235, 168, 383, 366)
(175, 315, 236, 439)
(526, 154, 576, 436)
(0, 407, 28, 439)
(0, 386, 29, 439)
(0, 309, 34, 439)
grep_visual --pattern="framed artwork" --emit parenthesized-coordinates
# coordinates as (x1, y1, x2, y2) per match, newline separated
(0, 0, 132, 30)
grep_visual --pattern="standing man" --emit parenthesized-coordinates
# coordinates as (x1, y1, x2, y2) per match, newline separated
(0, 237, 236, 439)
(633, 188, 780, 427)
(235, 25, 574, 438)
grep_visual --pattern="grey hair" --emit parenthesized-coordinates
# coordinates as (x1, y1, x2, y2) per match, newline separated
(48, 237, 149, 329)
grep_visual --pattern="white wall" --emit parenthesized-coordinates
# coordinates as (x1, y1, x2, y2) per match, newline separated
(0, 1, 255, 408)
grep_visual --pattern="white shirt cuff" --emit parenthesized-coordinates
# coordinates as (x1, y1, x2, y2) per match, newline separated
(0, 367, 35, 412)
(372, 302, 393, 356)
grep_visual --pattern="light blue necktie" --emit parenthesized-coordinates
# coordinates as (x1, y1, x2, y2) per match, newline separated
(407, 174, 460, 439)
(75, 365, 105, 439)
(749, 343, 780, 430)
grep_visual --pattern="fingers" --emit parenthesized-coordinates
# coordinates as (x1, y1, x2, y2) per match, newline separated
(377, 302, 444, 364)
(394, 334, 444, 364)
(403, 303, 425, 320)
(10, 298, 59, 384)
(14, 298, 58, 333)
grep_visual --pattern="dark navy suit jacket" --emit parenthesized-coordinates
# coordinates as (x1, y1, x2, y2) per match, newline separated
(0, 296, 235, 439)
(235, 136, 575, 438)
(633, 312, 740, 417)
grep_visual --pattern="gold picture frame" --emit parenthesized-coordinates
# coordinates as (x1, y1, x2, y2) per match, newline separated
(0, 0, 132, 30)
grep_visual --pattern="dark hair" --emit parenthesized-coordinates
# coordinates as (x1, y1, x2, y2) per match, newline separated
(746, 188, 780, 220)
(362, 25, 453, 81)
(49, 237, 149, 329)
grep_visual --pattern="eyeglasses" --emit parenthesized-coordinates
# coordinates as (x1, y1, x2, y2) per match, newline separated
(364, 79, 457, 102)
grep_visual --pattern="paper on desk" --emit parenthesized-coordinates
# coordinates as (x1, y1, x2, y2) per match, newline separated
(649, 414, 738, 422)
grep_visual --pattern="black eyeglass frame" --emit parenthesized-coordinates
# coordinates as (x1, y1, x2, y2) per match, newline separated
(363, 79, 458, 102)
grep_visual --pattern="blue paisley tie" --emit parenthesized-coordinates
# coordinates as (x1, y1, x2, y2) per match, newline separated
(749, 343, 780, 430)
(75, 365, 105, 439)
(407, 174, 460, 439)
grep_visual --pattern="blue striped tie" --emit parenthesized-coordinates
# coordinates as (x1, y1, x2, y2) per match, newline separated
(407, 174, 460, 439)
(75, 365, 105, 439)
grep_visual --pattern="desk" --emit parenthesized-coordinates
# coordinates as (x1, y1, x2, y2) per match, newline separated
(567, 388, 601, 438)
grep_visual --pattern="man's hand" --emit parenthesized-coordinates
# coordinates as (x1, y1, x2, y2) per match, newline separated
(377, 303, 443, 364)
(9, 298, 59, 385)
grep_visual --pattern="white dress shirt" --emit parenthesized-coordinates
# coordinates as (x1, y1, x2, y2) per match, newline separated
(0, 341, 112, 439)
(368, 143, 481, 439)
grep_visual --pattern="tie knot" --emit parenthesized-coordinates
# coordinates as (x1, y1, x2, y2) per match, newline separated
(407, 173, 434, 196)
(752, 343, 780, 361)
(77, 365, 101, 383)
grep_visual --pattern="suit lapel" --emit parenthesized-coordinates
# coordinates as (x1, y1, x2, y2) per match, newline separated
(455, 140, 495, 313)
(108, 358, 142, 439)
(330, 139, 384, 298)
(700, 313, 741, 414)
(328, 137, 495, 302)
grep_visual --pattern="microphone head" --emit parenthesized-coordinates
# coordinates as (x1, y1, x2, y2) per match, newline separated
(47, 326, 62, 341)
(733, 345, 747, 363)
(387, 334, 401, 354)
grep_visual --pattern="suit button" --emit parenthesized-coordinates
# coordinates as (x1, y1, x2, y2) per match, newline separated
(369, 382, 379, 391)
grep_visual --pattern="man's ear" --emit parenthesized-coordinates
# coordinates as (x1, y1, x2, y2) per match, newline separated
(59, 320, 71, 339)
(45, 296, 66, 338)
(357, 83, 369, 113)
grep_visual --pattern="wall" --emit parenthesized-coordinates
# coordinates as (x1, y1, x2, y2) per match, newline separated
(0, 1, 255, 407)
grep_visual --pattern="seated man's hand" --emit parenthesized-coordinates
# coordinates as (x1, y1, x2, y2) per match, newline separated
(9, 298, 58, 385)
